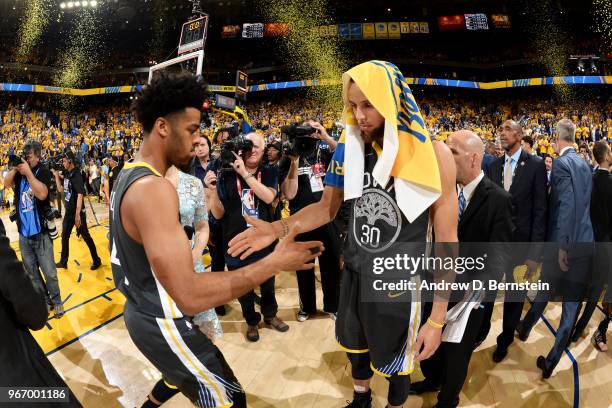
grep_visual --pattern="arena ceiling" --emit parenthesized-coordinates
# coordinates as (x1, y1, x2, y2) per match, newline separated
(0, 0, 594, 33)
(0, 0, 601, 77)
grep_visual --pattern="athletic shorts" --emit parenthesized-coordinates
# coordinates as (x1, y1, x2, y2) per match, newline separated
(124, 302, 242, 408)
(335, 269, 421, 377)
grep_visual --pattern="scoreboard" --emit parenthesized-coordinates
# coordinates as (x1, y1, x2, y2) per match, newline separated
(464, 14, 489, 31)
(235, 70, 248, 99)
(178, 16, 209, 55)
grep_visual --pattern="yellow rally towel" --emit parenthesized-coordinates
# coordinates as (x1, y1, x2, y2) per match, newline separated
(342, 60, 441, 222)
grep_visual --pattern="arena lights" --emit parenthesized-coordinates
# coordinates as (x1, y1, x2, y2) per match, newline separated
(60, 0, 98, 9)
(570, 54, 600, 74)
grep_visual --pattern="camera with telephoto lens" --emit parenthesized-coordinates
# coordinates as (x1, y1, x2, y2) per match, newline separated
(8, 153, 25, 168)
(43, 206, 60, 240)
(281, 124, 318, 158)
(8, 205, 59, 240)
(47, 154, 64, 172)
(219, 136, 254, 172)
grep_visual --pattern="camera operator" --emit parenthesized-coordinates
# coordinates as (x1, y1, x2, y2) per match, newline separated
(53, 151, 102, 270)
(204, 127, 238, 316)
(205, 132, 289, 341)
(279, 120, 341, 321)
(210, 127, 235, 161)
(3, 140, 65, 318)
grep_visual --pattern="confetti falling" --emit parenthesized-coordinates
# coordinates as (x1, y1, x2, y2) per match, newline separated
(593, 0, 612, 54)
(524, 0, 573, 102)
(261, 0, 347, 112)
(53, 9, 103, 89)
(150, 0, 167, 61)
(16, 0, 51, 63)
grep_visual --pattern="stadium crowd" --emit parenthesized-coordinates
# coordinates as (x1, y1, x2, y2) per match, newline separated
(1, 94, 611, 207)
(1, 80, 611, 408)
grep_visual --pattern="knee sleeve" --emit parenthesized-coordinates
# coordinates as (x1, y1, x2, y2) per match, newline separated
(150, 380, 179, 404)
(347, 352, 373, 380)
(386, 374, 410, 406)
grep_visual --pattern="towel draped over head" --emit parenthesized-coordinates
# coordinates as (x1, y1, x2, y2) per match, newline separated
(341, 60, 441, 222)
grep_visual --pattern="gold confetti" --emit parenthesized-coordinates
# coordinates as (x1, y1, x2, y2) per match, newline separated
(593, 0, 612, 54)
(54, 9, 102, 88)
(260, 0, 347, 112)
(525, 0, 573, 102)
(16, 0, 51, 63)
(150, 0, 167, 61)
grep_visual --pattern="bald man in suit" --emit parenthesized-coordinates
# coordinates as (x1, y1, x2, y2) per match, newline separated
(411, 131, 514, 407)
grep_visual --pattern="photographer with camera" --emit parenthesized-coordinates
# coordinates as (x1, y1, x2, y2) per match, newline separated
(53, 150, 102, 271)
(204, 127, 238, 316)
(205, 132, 289, 341)
(279, 121, 341, 321)
(3, 140, 64, 318)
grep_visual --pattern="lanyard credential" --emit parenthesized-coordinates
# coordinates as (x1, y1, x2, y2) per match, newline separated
(236, 170, 262, 205)
(237, 171, 262, 225)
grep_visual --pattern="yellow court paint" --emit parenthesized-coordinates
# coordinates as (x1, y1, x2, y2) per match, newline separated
(11, 222, 211, 354)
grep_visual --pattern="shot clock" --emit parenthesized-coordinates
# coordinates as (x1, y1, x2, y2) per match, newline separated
(178, 15, 209, 55)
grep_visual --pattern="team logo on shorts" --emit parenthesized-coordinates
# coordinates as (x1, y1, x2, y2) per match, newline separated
(352, 188, 402, 253)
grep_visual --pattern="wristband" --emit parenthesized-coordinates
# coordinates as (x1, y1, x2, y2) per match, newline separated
(279, 219, 289, 239)
(426, 317, 445, 329)
(244, 173, 254, 180)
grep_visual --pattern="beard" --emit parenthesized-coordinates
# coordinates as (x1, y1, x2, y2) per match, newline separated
(360, 124, 384, 145)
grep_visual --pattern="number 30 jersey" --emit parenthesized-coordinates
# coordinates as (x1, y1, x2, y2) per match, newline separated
(325, 142, 429, 274)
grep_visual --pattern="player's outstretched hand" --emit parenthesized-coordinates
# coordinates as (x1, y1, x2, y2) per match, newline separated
(228, 216, 278, 260)
(269, 222, 324, 271)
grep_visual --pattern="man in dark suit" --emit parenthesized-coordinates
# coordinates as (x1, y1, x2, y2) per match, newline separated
(484, 120, 548, 362)
(545, 156, 553, 191)
(481, 142, 496, 174)
(570, 141, 612, 348)
(0, 219, 81, 406)
(519, 119, 594, 378)
(411, 130, 514, 407)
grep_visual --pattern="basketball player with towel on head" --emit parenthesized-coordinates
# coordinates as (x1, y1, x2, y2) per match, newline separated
(109, 71, 323, 408)
(228, 61, 458, 408)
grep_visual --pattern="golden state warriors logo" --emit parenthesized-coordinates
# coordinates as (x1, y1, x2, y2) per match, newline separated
(352, 186, 402, 253)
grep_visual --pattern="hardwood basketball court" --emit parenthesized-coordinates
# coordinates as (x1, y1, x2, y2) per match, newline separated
(2, 206, 610, 408)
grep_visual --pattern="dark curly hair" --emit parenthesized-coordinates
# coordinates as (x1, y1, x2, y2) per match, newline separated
(131, 71, 208, 134)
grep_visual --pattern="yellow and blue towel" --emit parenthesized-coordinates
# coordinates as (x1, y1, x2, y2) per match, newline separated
(325, 60, 441, 222)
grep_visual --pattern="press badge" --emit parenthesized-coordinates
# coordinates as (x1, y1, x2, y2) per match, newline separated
(20, 189, 35, 213)
(309, 163, 325, 193)
(241, 189, 259, 226)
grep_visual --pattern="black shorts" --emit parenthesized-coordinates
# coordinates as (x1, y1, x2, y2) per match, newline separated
(124, 302, 242, 408)
(335, 269, 421, 377)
